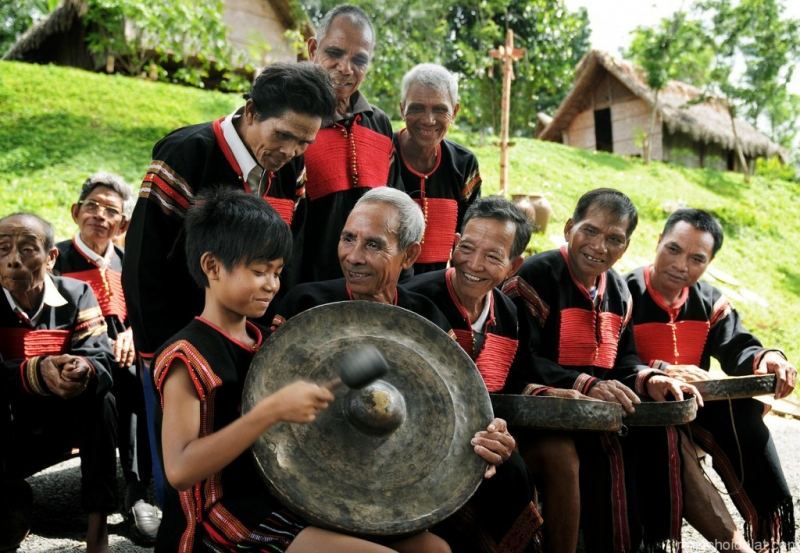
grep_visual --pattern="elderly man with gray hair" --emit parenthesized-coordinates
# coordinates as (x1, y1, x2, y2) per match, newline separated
(54, 172, 161, 543)
(392, 63, 482, 274)
(273, 187, 538, 553)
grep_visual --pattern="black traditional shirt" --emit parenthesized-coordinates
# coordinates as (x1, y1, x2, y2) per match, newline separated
(295, 92, 399, 283)
(122, 111, 302, 356)
(503, 247, 655, 394)
(391, 133, 481, 274)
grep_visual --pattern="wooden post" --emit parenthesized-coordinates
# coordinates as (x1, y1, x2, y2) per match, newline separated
(489, 30, 525, 196)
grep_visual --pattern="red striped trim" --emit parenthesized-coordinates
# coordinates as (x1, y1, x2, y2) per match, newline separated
(502, 275, 550, 325)
(666, 426, 683, 541)
(212, 117, 243, 178)
(0, 327, 71, 359)
(558, 308, 621, 369)
(143, 172, 191, 210)
(455, 331, 517, 392)
(709, 296, 732, 328)
(601, 434, 631, 553)
(63, 267, 127, 321)
(208, 503, 251, 542)
(416, 197, 458, 263)
(560, 245, 607, 301)
(691, 423, 760, 533)
(266, 196, 295, 226)
(573, 372, 598, 394)
(463, 168, 481, 200)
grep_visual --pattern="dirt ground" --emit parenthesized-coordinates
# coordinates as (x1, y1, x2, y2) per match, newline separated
(14, 413, 800, 552)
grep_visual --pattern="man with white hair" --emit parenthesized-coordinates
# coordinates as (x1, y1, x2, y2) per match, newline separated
(392, 63, 481, 274)
(274, 188, 539, 552)
(298, 4, 400, 283)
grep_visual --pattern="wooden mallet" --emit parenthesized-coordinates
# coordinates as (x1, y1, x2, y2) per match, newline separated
(325, 345, 389, 391)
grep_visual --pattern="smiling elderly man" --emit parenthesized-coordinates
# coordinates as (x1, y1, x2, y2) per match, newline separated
(296, 5, 401, 283)
(273, 188, 539, 552)
(392, 63, 481, 274)
(0, 212, 116, 552)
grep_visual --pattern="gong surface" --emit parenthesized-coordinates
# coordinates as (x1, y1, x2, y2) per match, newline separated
(242, 301, 493, 537)
(692, 374, 776, 401)
(491, 394, 623, 432)
(623, 396, 698, 427)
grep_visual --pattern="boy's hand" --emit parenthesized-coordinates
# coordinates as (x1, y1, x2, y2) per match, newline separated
(111, 328, 136, 367)
(271, 381, 334, 423)
(471, 418, 515, 479)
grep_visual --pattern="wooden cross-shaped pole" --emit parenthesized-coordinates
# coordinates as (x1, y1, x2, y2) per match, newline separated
(489, 29, 525, 196)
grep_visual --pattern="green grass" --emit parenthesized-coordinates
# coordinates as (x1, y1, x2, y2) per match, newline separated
(3, 60, 800, 370)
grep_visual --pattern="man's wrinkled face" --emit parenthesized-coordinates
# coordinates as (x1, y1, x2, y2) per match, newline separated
(0, 215, 57, 300)
(241, 107, 322, 173)
(451, 217, 521, 306)
(308, 16, 373, 103)
(651, 220, 715, 299)
(401, 83, 458, 150)
(338, 202, 412, 301)
(71, 185, 126, 249)
(564, 205, 631, 286)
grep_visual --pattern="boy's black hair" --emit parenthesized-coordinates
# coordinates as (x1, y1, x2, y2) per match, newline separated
(184, 188, 292, 288)
(0, 212, 55, 250)
(572, 188, 639, 238)
(245, 62, 336, 122)
(661, 208, 724, 257)
(462, 196, 533, 258)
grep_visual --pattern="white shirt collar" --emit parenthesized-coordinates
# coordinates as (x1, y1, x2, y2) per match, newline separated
(471, 293, 492, 333)
(2, 273, 68, 326)
(74, 233, 114, 268)
(221, 110, 259, 179)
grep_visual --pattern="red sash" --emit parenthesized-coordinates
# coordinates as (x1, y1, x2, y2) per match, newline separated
(63, 267, 127, 321)
(633, 320, 710, 366)
(453, 329, 517, 392)
(0, 328, 71, 359)
(558, 308, 622, 369)
(416, 197, 458, 264)
(304, 121, 393, 200)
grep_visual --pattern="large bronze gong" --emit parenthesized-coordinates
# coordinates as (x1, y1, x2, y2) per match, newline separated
(242, 301, 494, 537)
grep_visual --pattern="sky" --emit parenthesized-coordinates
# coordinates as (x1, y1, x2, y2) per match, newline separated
(563, 0, 800, 95)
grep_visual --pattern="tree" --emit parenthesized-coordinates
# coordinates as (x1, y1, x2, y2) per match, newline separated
(626, 12, 713, 162)
(298, 0, 590, 135)
(628, 0, 800, 178)
(0, 0, 59, 54)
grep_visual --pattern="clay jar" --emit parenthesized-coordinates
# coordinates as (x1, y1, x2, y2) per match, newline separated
(511, 194, 552, 233)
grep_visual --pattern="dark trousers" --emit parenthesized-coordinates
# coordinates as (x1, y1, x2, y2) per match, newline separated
(113, 360, 153, 506)
(577, 427, 682, 553)
(3, 388, 118, 513)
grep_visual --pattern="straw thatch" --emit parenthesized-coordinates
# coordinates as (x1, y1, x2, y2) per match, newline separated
(3, 0, 311, 66)
(538, 50, 787, 163)
(2, 0, 86, 61)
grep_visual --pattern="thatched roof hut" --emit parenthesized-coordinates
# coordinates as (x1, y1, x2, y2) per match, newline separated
(3, 0, 309, 71)
(538, 50, 787, 168)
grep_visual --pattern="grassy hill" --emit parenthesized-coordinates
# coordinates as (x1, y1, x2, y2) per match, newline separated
(2, 60, 799, 367)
